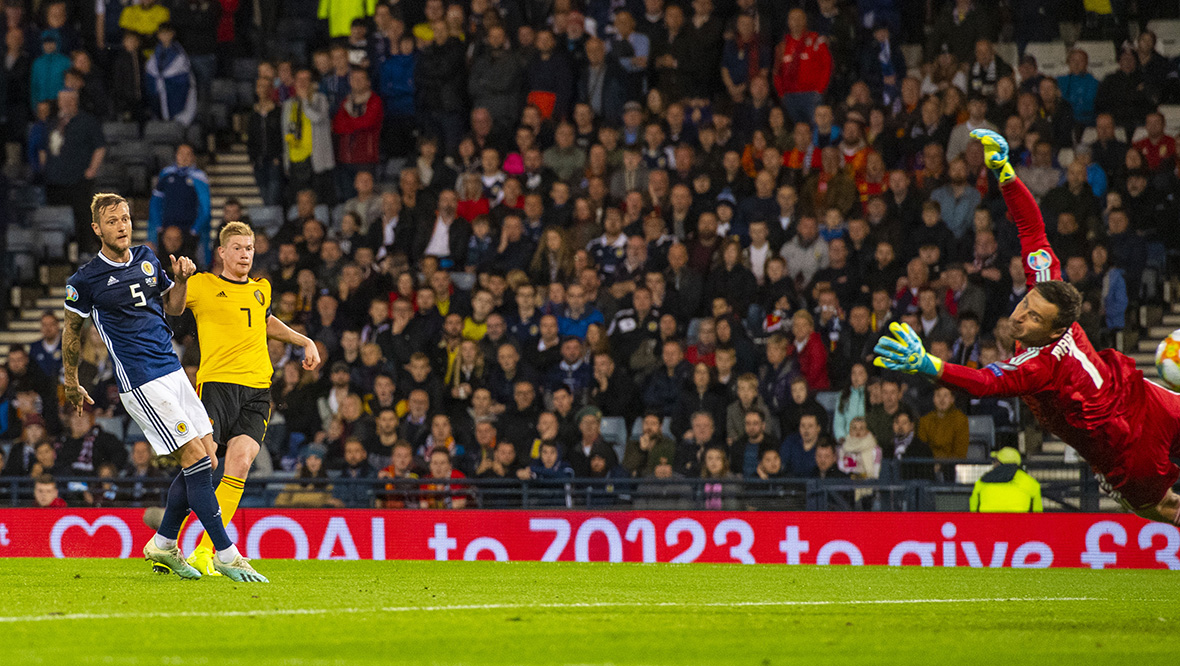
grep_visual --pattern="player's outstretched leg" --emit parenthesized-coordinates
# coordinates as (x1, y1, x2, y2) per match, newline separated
(177, 437, 269, 583)
(143, 472, 202, 580)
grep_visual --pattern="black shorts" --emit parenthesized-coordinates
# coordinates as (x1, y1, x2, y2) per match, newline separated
(199, 382, 271, 450)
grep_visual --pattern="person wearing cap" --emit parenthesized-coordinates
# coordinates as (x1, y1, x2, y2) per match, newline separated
(566, 406, 618, 477)
(275, 443, 339, 507)
(969, 447, 1043, 512)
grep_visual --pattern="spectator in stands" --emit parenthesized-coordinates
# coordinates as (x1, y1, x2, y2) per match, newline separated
(415, 22, 466, 155)
(248, 76, 283, 207)
(276, 444, 339, 507)
(1095, 50, 1151, 138)
(917, 386, 969, 459)
(674, 410, 723, 478)
(41, 89, 104, 253)
(1133, 111, 1176, 173)
(332, 66, 382, 200)
(28, 310, 61, 381)
(33, 474, 66, 507)
(773, 8, 831, 126)
(832, 362, 867, 442)
(1058, 49, 1099, 129)
(148, 143, 211, 263)
(468, 25, 524, 131)
(109, 30, 144, 121)
(119, 0, 170, 50)
(967, 39, 1012, 99)
(334, 438, 376, 508)
(144, 23, 196, 125)
(343, 170, 381, 231)
(788, 310, 829, 390)
(927, 0, 993, 64)
(621, 412, 673, 478)
(283, 68, 335, 205)
(780, 412, 824, 478)
(969, 447, 1043, 512)
(30, 31, 69, 110)
(58, 403, 126, 474)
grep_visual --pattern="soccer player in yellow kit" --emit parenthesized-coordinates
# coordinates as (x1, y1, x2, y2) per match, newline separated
(170, 221, 321, 576)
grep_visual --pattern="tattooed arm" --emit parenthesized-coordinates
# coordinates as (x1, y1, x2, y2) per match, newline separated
(62, 308, 94, 413)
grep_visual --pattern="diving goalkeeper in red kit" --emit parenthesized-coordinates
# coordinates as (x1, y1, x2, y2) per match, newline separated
(874, 129, 1180, 523)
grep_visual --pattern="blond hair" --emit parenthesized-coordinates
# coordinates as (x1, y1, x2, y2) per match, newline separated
(90, 193, 128, 226)
(219, 221, 255, 246)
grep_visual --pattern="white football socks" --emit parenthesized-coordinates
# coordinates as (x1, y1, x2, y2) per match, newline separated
(153, 534, 177, 550)
(216, 544, 242, 564)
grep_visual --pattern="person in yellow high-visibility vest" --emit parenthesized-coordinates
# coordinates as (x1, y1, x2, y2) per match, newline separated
(969, 447, 1043, 513)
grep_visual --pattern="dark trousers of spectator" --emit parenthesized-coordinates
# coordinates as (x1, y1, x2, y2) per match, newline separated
(48, 179, 96, 255)
(335, 162, 377, 203)
(782, 91, 823, 127)
(381, 112, 416, 162)
(254, 160, 283, 207)
(423, 110, 464, 156)
(190, 54, 217, 127)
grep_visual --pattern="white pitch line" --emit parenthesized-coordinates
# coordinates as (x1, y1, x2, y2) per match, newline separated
(0, 597, 1102, 624)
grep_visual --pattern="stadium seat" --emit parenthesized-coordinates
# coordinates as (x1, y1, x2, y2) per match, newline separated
(1072, 40, 1118, 78)
(95, 161, 128, 192)
(211, 78, 239, 108)
(599, 416, 629, 463)
(9, 185, 45, 216)
(331, 203, 347, 227)
(107, 140, 152, 165)
(1159, 105, 1180, 135)
(38, 229, 67, 259)
(900, 44, 923, 74)
(246, 205, 284, 237)
(1023, 42, 1068, 78)
(151, 144, 178, 172)
(287, 203, 330, 225)
(994, 42, 1018, 70)
(966, 415, 995, 458)
(236, 80, 256, 109)
(232, 57, 261, 82)
(31, 206, 74, 234)
(6, 227, 37, 281)
(814, 391, 839, 418)
(102, 121, 140, 144)
(209, 102, 231, 131)
(143, 120, 186, 146)
(1148, 19, 1180, 58)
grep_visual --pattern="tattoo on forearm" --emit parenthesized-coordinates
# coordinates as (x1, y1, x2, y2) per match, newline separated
(62, 310, 83, 381)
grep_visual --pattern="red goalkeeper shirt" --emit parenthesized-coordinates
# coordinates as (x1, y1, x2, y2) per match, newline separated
(937, 179, 1180, 508)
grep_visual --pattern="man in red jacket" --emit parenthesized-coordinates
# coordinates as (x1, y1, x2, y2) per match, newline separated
(772, 8, 832, 128)
(333, 66, 383, 201)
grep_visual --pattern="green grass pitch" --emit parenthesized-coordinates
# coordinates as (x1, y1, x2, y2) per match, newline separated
(0, 559, 1174, 665)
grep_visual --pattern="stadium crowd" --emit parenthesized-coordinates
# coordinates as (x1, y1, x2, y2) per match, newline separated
(0, 0, 1175, 509)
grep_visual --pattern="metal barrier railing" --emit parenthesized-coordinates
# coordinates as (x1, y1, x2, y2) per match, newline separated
(0, 458, 1111, 512)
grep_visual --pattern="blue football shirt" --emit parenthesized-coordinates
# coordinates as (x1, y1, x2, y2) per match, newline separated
(64, 246, 182, 392)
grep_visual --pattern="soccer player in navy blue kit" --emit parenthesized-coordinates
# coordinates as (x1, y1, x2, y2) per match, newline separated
(61, 193, 267, 582)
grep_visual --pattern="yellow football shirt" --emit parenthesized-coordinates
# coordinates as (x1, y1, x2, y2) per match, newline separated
(186, 273, 274, 389)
